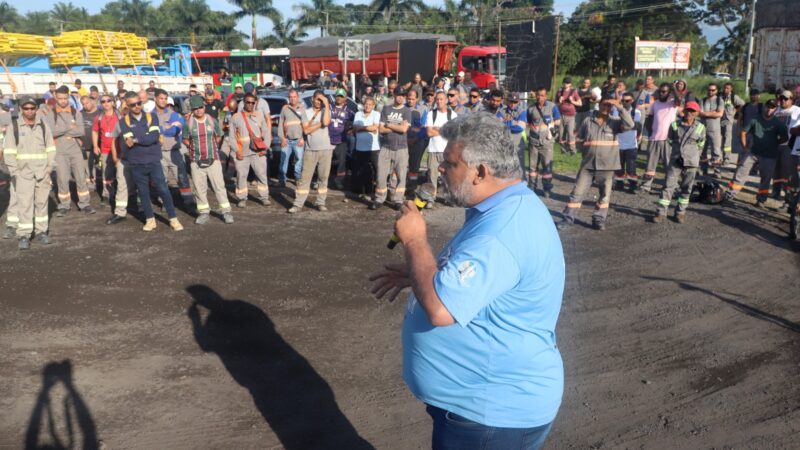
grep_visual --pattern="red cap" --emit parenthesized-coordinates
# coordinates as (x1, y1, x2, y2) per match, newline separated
(685, 100, 701, 112)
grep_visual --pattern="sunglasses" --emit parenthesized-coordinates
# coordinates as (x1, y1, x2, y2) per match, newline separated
(708, 89, 717, 92)
(101, 99, 112, 103)
(470, 95, 480, 98)
(21, 106, 37, 111)
(780, 96, 791, 101)
(127, 102, 142, 107)
(244, 101, 256, 105)
(447, 94, 456, 97)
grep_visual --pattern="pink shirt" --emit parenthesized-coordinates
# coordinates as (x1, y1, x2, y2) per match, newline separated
(649, 100, 679, 141)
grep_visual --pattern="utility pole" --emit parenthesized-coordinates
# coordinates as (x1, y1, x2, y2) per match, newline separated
(744, 0, 757, 96)
(322, 11, 330, 38)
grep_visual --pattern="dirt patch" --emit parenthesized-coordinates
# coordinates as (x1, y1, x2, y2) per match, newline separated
(1, 172, 798, 449)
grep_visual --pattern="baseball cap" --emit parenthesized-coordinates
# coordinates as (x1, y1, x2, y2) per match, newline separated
(189, 95, 205, 110)
(394, 86, 406, 96)
(749, 88, 760, 95)
(765, 99, 778, 109)
(334, 88, 347, 97)
(779, 90, 794, 99)
(457, 71, 465, 77)
(19, 96, 37, 107)
(684, 100, 701, 112)
(507, 92, 520, 102)
(234, 83, 243, 89)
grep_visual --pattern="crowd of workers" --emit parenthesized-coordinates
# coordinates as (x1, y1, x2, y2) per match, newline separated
(1, 71, 798, 250)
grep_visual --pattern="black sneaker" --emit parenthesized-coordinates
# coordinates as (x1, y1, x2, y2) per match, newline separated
(18, 237, 30, 250)
(369, 201, 380, 210)
(106, 214, 127, 225)
(593, 220, 606, 231)
(83, 206, 97, 215)
(33, 233, 51, 245)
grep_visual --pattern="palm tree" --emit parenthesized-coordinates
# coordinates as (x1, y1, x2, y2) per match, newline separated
(367, 0, 425, 25)
(294, 0, 343, 37)
(18, 11, 58, 35)
(227, 0, 277, 49)
(51, 2, 88, 32)
(0, 1, 19, 32)
(260, 11, 308, 47)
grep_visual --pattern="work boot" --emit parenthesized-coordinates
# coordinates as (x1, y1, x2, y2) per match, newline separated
(142, 218, 157, 232)
(542, 189, 551, 199)
(317, 205, 328, 212)
(223, 212, 234, 224)
(592, 219, 606, 231)
(287, 206, 301, 214)
(555, 218, 573, 230)
(170, 218, 184, 231)
(675, 212, 686, 224)
(237, 200, 247, 208)
(2, 226, 16, 239)
(56, 208, 68, 217)
(83, 206, 96, 215)
(33, 233, 51, 245)
(424, 201, 434, 209)
(18, 237, 30, 250)
(369, 201, 380, 210)
(195, 213, 210, 225)
(258, 197, 271, 206)
(653, 212, 665, 223)
(106, 214, 127, 225)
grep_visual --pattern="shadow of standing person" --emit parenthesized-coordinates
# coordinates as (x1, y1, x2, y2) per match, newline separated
(186, 285, 374, 450)
(24, 359, 99, 450)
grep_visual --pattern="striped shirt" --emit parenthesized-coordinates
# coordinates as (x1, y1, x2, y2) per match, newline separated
(187, 115, 222, 161)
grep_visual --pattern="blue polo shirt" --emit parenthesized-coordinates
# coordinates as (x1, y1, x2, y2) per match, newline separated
(402, 182, 565, 428)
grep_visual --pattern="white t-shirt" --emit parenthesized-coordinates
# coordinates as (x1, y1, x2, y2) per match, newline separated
(614, 107, 641, 150)
(425, 108, 457, 153)
(354, 110, 380, 151)
(776, 104, 800, 154)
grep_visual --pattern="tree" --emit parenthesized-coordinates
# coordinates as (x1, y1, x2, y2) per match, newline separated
(0, 1, 19, 32)
(17, 11, 58, 35)
(51, 2, 89, 32)
(227, 0, 277, 48)
(294, 0, 345, 37)
(367, 0, 425, 25)
(688, 0, 752, 76)
(259, 11, 308, 47)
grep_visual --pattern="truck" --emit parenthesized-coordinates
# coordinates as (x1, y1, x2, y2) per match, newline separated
(289, 31, 506, 88)
(751, 0, 800, 92)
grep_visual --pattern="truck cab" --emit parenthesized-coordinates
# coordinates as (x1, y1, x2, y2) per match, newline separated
(457, 46, 506, 89)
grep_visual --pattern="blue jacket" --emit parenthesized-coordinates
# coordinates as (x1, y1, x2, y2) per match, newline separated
(120, 112, 162, 164)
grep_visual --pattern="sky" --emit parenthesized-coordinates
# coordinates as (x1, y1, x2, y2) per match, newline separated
(16, 0, 727, 46)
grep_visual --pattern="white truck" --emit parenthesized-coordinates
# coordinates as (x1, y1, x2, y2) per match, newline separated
(751, 0, 800, 92)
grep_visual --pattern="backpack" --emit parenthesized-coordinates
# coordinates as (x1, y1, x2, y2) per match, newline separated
(691, 180, 724, 204)
(52, 106, 77, 125)
(11, 118, 47, 147)
(431, 108, 452, 124)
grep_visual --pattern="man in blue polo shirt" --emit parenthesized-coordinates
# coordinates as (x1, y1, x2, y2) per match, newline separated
(370, 113, 565, 449)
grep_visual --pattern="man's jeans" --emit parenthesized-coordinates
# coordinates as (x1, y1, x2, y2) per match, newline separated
(279, 139, 304, 183)
(130, 161, 177, 220)
(426, 404, 553, 450)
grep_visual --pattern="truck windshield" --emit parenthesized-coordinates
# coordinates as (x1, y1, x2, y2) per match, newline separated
(462, 54, 506, 76)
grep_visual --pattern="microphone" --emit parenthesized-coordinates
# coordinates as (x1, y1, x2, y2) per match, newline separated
(388, 183, 436, 249)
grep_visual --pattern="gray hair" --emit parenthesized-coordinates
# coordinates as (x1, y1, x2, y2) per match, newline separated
(439, 113, 521, 180)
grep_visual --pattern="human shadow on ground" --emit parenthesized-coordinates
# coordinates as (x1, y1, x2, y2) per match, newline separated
(692, 201, 798, 251)
(24, 359, 99, 450)
(642, 276, 800, 334)
(186, 285, 374, 450)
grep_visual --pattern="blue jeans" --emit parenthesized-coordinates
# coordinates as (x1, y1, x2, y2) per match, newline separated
(130, 161, 177, 220)
(426, 404, 553, 450)
(279, 139, 304, 182)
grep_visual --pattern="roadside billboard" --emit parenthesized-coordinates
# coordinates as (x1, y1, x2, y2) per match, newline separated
(634, 39, 691, 70)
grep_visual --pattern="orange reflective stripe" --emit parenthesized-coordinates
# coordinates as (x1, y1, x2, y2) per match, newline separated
(645, 171, 656, 176)
(566, 202, 582, 208)
(596, 203, 609, 209)
(77, 191, 90, 196)
(542, 173, 553, 179)
(728, 182, 743, 190)
(757, 188, 770, 194)
(585, 140, 617, 146)
(317, 188, 328, 194)
(57, 193, 70, 198)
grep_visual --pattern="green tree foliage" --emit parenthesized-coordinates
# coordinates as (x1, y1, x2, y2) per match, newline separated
(259, 11, 308, 48)
(559, 0, 706, 76)
(688, 0, 752, 76)
(0, 1, 20, 32)
(227, 0, 277, 48)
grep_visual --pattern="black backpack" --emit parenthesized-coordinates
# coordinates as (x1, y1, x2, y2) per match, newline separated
(11, 119, 47, 145)
(691, 180, 724, 204)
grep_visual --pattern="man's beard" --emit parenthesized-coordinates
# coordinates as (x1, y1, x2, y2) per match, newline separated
(440, 175, 473, 207)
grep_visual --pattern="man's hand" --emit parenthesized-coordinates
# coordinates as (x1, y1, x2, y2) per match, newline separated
(93, 147, 101, 156)
(258, 151, 266, 157)
(125, 137, 134, 148)
(298, 138, 304, 147)
(395, 200, 427, 246)
(281, 138, 287, 148)
(369, 263, 411, 302)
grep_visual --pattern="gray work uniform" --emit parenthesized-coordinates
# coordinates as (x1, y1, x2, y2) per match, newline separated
(376, 105, 411, 204)
(42, 106, 91, 210)
(0, 111, 18, 230)
(2, 119, 56, 237)
(294, 108, 334, 208)
(563, 108, 633, 225)
(229, 111, 271, 203)
(657, 120, 705, 217)
(527, 100, 559, 192)
(155, 107, 194, 205)
(720, 94, 744, 157)
(701, 95, 724, 167)
(278, 103, 306, 182)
